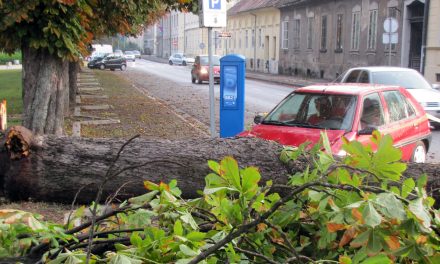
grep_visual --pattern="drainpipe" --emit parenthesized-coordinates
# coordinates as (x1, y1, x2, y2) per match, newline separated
(250, 13, 257, 71)
(420, 0, 430, 74)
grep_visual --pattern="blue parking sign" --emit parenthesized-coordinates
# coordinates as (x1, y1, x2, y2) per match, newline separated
(209, 0, 221, 9)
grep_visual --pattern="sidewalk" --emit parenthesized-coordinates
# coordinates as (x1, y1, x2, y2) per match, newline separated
(141, 55, 328, 88)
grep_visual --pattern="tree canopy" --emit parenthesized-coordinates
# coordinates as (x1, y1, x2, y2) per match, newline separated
(0, 0, 196, 60)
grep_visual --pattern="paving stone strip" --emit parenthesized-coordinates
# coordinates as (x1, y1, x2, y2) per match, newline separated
(73, 72, 119, 137)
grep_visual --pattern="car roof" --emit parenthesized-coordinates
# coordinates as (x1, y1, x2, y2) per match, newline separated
(296, 83, 402, 95)
(346, 66, 418, 73)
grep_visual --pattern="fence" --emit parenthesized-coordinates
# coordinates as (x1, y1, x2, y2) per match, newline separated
(0, 100, 6, 131)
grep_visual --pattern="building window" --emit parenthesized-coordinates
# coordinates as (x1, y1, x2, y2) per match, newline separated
(282, 20, 289, 49)
(368, 9, 378, 50)
(258, 28, 262, 47)
(351, 9, 361, 50)
(245, 30, 249, 48)
(293, 19, 301, 49)
(336, 14, 343, 51)
(307, 17, 314, 49)
(252, 29, 255, 48)
(239, 31, 242, 49)
(321, 15, 327, 50)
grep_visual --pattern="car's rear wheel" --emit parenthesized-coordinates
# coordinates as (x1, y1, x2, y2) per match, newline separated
(120, 65, 126, 71)
(169, 60, 173, 65)
(99, 64, 105, 70)
(411, 141, 427, 163)
(182, 61, 187, 66)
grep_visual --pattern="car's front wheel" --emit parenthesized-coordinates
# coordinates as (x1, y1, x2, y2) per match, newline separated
(99, 64, 105, 70)
(169, 60, 173, 65)
(120, 64, 126, 71)
(411, 141, 427, 163)
(182, 61, 187, 66)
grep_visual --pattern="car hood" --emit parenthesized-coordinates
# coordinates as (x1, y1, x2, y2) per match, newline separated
(186, 58, 195, 62)
(240, 124, 347, 151)
(406, 88, 440, 104)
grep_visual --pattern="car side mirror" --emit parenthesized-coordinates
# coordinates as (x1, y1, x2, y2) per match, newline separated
(358, 127, 375, 135)
(254, 113, 266, 124)
(432, 83, 440, 91)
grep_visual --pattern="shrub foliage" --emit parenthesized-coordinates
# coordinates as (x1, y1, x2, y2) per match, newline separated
(1, 132, 439, 263)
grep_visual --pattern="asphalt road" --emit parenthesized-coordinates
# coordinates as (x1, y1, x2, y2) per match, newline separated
(125, 59, 440, 163)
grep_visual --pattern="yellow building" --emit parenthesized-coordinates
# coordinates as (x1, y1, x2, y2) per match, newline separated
(424, 0, 440, 84)
(226, 0, 280, 73)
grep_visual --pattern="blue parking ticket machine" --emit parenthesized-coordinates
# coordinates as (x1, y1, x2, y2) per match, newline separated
(220, 54, 245, 138)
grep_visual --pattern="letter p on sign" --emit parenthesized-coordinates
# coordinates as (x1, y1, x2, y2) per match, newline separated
(209, 0, 221, 9)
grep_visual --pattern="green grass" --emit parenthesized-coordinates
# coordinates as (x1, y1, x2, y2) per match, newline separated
(0, 69, 23, 115)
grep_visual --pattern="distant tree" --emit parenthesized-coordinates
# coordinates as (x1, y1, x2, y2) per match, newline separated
(0, 0, 196, 135)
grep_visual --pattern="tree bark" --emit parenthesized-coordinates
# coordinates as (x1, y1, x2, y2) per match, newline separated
(68, 61, 79, 113)
(1, 129, 439, 204)
(22, 46, 68, 136)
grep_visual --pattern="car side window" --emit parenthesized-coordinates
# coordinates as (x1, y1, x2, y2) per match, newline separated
(360, 93, 385, 129)
(358, 71, 369, 83)
(175, 54, 181, 59)
(383, 91, 415, 122)
(345, 70, 361, 82)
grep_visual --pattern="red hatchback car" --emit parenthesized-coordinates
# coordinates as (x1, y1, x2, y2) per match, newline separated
(240, 84, 431, 163)
(191, 55, 221, 84)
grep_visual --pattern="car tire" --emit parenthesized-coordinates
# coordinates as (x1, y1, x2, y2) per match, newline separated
(182, 61, 187, 66)
(197, 75, 202, 84)
(191, 76, 195, 83)
(411, 141, 427, 163)
(169, 60, 173, 65)
(99, 64, 105, 70)
(120, 65, 126, 71)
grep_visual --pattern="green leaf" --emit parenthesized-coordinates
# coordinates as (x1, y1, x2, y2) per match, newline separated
(179, 244, 198, 257)
(416, 174, 428, 190)
(375, 193, 406, 220)
(129, 232, 142, 247)
(367, 229, 383, 254)
(362, 202, 382, 228)
(207, 160, 220, 174)
(360, 254, 391, 264)
(408, 198, 431, 229)
(180, 212, 198, 230)
(203, 187, 237, 195)
(186, 231, 206, 242)
(241, 166, 261, 197)
(174, 220, 183, 236)
(220, 157, 241, 190)
(402, 178, 415, 199)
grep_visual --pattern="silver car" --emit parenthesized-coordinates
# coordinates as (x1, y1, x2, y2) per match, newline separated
(168, 53, 195, 66)
(337, 66, 440, 128)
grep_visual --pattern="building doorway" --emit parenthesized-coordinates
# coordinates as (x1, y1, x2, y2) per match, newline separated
(407, 0, 424, 70)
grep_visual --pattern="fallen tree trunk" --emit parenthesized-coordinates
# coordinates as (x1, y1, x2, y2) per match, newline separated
(1, 126, 439, 204)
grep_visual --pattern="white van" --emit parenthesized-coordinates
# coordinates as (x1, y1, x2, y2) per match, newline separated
(88, 44, 113, 61)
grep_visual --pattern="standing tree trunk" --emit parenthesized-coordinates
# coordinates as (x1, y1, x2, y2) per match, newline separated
(68, 61, 79, 113)
(22, 46, 68, 136)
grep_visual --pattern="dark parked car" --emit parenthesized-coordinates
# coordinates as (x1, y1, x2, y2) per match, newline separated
(191, 55, 220, 84)
(88, 53, 127, 71)
(240, 84, 431, 163)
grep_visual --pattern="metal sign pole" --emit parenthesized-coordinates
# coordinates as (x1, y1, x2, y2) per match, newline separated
(389, 22, 392, 66)
(208, 27, 216, 138)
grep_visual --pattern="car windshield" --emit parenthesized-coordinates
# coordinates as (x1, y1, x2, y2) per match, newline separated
(263, 93, 357, 131)
(200, 56, 220, 66)
(125, 51, 133, 55)
(371, 71, 432, 90)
